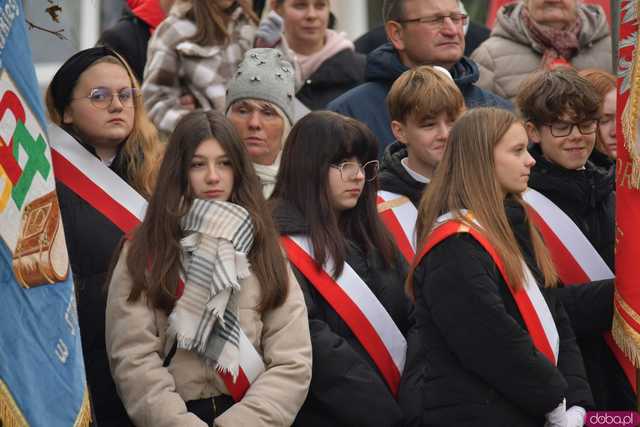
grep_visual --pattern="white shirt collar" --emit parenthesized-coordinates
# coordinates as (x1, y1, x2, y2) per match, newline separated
(401, 157, 430, 183)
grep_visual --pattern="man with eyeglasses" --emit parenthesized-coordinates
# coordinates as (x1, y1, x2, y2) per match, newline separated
(517, 68, 635, 412)
(328, 0, 511, 154)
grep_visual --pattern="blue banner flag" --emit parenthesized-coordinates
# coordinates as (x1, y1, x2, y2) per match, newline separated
(0, 1, 91, 426)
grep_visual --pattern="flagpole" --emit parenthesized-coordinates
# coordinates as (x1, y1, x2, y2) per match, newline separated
(611, 0, 619, 68)
(637, 370, 640, 411)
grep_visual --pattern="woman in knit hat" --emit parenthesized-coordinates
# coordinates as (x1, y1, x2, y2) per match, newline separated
(225, 48, 296, 198)
(45, 46, 161, 426)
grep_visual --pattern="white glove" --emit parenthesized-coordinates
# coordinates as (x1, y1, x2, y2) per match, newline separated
(255, 10, 284, 48)
(544, 398, 567, 427)
(566, 406, 586, 427)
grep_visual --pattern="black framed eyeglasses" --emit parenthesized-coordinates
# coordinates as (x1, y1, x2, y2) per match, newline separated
(72, 87, 139, 109)
(330, 160, 380, 182)
(396, 13, 468, 28)
(544, 120, 598, 137)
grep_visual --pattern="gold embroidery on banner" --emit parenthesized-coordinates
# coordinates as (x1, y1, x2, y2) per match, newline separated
(612, 290, 640, 367)
(616, 226, 624, 255)
(615, 290, 640, 326)
(621, 24, 640, 189)
(618, 158, 636, 190)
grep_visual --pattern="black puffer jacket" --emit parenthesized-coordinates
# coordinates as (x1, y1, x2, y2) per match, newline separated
(528, 144, 615, 270)
(378, 141, 427, 207)
(98, 7, 151, 84)
(55, 131, 134, 427)
(272, 199, 412, 427)
(411, 201, 593, 426)
(528, 145, 634, 410)
(296, 48, 366, 111)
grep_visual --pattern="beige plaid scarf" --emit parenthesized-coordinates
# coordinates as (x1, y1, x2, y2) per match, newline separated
(167, 199, 254, 380)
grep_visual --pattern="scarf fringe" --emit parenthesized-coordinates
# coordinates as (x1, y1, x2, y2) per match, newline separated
(174, 333, 207, 354)
(235, 251, 251, 280)
(215, 363, 240, 382)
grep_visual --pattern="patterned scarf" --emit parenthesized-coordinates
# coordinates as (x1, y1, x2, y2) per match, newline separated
(167, 199, 254, 380)
(520, 5, 582, 70)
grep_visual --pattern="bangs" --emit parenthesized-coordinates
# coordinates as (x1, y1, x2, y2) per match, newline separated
(411, 86, 464, 124)
(388, 67, 464, 124)
(329, 119, 378, 164)
(562, 102, 600, 122)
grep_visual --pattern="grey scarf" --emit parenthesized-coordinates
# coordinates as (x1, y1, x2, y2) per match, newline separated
(167, 199, 254, 379)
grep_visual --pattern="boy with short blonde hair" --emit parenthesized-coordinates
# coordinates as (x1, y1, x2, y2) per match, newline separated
(379, 65, 465, 205)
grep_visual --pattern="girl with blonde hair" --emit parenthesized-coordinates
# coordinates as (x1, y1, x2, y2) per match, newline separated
(46, 46, 161, 426)
(408, 107, 592, 426)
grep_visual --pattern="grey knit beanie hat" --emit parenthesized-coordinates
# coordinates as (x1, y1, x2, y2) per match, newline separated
(225, 48, 295, 124)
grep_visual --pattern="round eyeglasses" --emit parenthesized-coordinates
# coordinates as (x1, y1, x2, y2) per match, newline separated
(544, 120, 598, 138)
(330, 160, 380, 182)
(71, 87, 139, 109)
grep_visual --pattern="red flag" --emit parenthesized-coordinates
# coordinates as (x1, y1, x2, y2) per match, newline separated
(613, 0, 640, 387)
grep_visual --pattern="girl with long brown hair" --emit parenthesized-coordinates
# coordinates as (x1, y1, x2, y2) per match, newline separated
(408, 107, 592, 426)
(271, 111, 412, 427)
(46, 46, 161, 426)
(142, 0, 259, 134)
(105, 110, 311, 426)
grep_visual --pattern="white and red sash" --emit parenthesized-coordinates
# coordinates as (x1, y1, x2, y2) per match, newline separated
(416, 216, 559, 365)
(522, 188, 635, 389)
(49, 126, 263, 401)
(377, 191, 417, 263)
(280, 234, 407, 396)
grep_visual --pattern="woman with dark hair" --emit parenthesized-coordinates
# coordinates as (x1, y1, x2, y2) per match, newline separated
(409, 107, 592, 426)
(105, 110, 312, 426)
(46, 46, 161, 426)
(142, 0, 259, 134)
(271, 111, 411, 427)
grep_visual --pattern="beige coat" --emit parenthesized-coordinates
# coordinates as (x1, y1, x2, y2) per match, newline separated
(471, 2, 612, 103)
(106, 245, 312, 427)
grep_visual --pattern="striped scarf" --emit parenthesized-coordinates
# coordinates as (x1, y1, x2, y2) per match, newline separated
(168, 199, 254, 380)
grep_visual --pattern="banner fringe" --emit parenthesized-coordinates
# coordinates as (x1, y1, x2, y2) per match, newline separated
(612, 306, 640, 369)
(0, 380, 28, 427)
(73, 387, 92, 427)
(0, 380, 92, 427)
